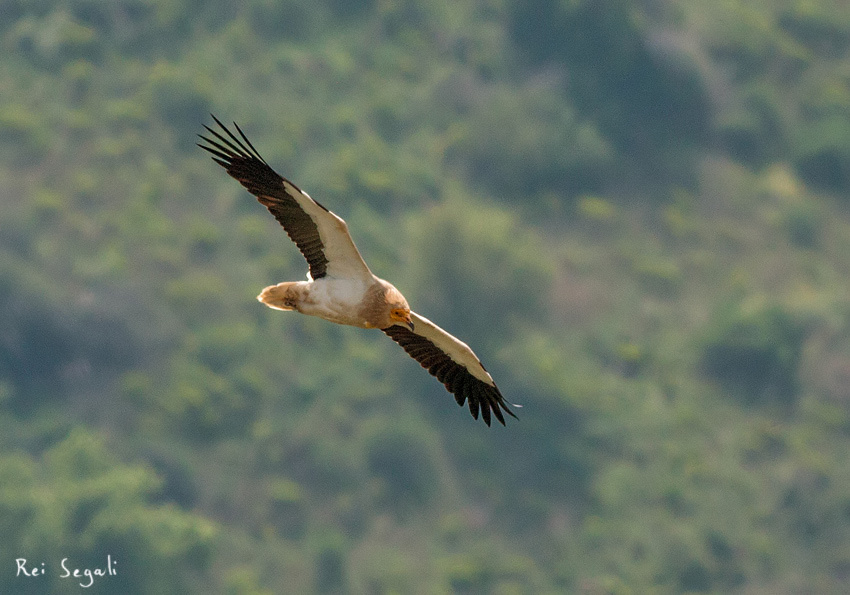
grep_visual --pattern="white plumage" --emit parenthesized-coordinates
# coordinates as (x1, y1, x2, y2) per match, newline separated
(199, 116, 517, 426)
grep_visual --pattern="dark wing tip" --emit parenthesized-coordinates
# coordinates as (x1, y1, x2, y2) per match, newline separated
(477, 383, 517, 427)
(383, 325, 517, 427)
(199, 116, 331, 281)
(198, 115, 268, 167)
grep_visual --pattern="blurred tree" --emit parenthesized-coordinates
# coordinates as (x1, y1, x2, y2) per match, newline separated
(0, 429, 216, 594)
(1, 0, 850, 591)
(700, 300, 808, 408)
(508, 0, 711, 184)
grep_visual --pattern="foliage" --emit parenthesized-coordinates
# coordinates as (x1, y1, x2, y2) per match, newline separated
(2, 0, 850, 592)
(0, 429, 216, 594)
(700, 299, 808, 407)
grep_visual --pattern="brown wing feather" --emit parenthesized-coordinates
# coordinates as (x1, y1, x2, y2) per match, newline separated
(383, 325, 517, 426)
(198, 115, 330, 279)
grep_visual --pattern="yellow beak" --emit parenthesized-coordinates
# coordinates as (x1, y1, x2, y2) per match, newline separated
(393, 310, 414, 331)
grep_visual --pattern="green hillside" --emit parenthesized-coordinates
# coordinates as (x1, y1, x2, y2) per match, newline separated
(2, 0, 850, 592)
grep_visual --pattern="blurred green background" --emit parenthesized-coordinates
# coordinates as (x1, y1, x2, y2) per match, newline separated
(2, 0, 850, 593)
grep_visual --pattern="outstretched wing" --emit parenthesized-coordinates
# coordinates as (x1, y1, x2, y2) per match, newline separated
(383, 312, 518, 426)
(198, 116, 373, 282)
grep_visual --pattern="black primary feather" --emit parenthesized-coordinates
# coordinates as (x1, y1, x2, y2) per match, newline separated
(383, 325, 517, 426)
(199, 116, 331, 279)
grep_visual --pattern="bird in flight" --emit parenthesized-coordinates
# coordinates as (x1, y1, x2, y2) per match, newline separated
(198, 116, 517, 425)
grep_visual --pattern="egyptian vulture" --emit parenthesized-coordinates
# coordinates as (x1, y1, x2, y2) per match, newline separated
(198, 116, 517, 426)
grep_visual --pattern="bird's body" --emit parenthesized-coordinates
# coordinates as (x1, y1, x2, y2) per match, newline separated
(199, 116, 517, 426)
(259, 277, 404, 330)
